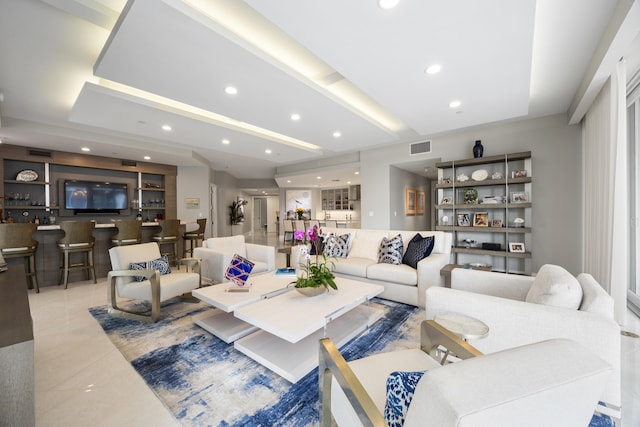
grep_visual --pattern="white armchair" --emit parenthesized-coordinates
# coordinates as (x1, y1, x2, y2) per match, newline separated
(193, 235, 275, 284)
(107, 242, 201, 322)
(425, 264, 621, 414)
(321, 320, 613, 427)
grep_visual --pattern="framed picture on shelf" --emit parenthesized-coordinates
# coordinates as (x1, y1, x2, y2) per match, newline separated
(473, 212, 489, 227)
(511, 170, 527, 178)
(440, 196, 453, 205)
(491, 219, 503, 228)
(416, 190, 425, 215)
(463, 188, 478, 204)
(510, 191, 529, 203)
(405, 188, 416, 215)
(509, 242, 525, 253)
(457, 213, 471, 227)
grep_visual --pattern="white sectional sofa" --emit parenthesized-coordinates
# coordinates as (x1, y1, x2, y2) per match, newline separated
(291, 227, 452, 307)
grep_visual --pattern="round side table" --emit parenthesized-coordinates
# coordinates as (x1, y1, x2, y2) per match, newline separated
(434, 312, 489, 364)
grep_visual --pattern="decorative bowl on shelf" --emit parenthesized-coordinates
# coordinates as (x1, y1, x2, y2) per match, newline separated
(471, 169, 488, 181)
(16, 169, 39, 181)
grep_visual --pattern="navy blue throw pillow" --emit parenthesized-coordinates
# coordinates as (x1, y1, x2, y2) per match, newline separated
(401, 234, 435, 269)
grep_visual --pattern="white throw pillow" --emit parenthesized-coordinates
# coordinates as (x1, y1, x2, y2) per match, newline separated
(525, 264, 583, 309)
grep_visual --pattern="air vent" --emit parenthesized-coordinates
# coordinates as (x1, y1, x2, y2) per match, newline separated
(28, 148, 52, 157)
(410, 140, 431, 155)
(121, 159, 137, 167)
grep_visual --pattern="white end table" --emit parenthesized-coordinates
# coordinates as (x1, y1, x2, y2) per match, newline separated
(434, 312, 489, 364)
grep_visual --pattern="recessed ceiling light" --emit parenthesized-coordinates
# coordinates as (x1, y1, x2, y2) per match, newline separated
(224, 86, 238, 95)
(354, 171, 360, 175)
(378, 0, 399, 9)
(287, 180, 291, 183)
(81, 147, 90, 152)
(425, 64, 441, 75)
(162, 124, 172, 131)
(290, 113, 301, 121)
(222, 139, 230, 144)
(144, 156, 151, 160)
(265, 149, 272, 154)
(449, 100, 462, 108)
(333, 131, 341, 138)
(317, 176, 322, 180)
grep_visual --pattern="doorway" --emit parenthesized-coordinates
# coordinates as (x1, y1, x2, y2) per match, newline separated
(253, 197, 268, 234)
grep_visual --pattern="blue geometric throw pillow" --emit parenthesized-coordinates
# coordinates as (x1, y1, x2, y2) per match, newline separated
(323, 233, 350, 258)
(384, 371, 425, 427)
(401, 234, 435, 269)
(378, 234, 404, 265)
(129, 255, 171, 282)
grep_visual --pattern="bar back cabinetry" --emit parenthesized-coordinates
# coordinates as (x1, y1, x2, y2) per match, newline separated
(1, 144, 177, 223)
(435, 151, 532, 274)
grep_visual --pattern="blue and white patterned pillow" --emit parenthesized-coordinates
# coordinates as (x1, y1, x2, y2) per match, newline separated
(384, 370, 425, 427)
(378, 234, 404, 265)
(401, 234, 435, 269)
(129, 255, 172, 282)
(323, 233, 350, 258)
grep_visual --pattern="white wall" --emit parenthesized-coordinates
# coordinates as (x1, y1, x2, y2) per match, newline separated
(360, 113, 583, 274)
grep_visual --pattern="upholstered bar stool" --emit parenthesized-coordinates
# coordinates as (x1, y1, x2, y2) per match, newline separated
(183, 217, 206, 257)
(153, 219, 180, 266)
(0, 223, 39, 293)
(57, 221, 97, 289)
(111, 219, 142, 246)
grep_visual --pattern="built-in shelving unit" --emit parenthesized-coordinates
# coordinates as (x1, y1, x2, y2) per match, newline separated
(435, 151, 532, 274)
(1, 144, 177, 223)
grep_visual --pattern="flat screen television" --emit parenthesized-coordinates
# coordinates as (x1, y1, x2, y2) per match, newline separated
(64, 180, 128, 213)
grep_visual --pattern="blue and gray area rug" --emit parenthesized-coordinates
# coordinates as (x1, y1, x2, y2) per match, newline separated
(89, 297, 422, 427)
(90, 298, 614, 427)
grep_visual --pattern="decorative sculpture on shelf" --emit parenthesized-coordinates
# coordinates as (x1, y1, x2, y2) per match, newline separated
(473, 140, 484, 158)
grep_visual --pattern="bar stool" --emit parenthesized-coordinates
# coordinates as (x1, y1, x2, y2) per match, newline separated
(0, 223, 39, 293)
(57, 221, 97, 289)
(153, 219, 180, 266)
(183, 218, 206, 257)
(111, 219, 142, 246)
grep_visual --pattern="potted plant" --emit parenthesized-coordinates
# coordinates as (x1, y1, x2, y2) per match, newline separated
(290, 225, 337, 296)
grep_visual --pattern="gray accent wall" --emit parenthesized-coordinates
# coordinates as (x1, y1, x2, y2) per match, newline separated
(389, 165, 431, 231)
(360, 113, 583, 274)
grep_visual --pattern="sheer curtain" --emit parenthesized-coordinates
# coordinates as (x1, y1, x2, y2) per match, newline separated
(582, 59, 628, 324)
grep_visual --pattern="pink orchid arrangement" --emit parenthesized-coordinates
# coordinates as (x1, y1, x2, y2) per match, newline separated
(291, 225, 337, 290)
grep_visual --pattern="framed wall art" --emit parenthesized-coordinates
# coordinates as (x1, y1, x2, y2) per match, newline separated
(405, 188, 416, 215)
(416, 190, 425, 215)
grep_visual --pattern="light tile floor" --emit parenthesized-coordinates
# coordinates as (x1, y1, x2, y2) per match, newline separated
(30, 231, 640, 426)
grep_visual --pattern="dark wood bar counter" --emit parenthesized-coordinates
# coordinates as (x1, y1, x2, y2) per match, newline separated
(0, 265, 35, 425)
(28, 222, 185, 288)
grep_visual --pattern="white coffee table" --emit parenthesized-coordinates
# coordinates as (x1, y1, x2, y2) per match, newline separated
(234, 277, 384, 383)
(192, 273, 293, 343)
